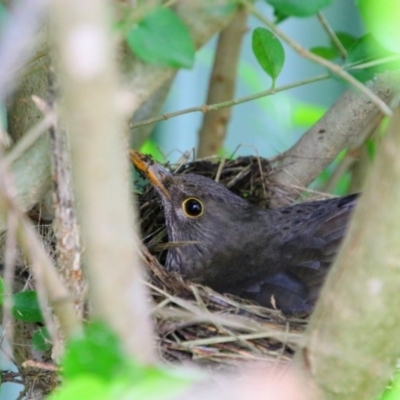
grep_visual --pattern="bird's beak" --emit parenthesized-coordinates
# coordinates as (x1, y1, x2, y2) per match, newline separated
(130, 150, 172, 200)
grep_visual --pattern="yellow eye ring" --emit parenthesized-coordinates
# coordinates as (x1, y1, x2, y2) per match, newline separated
(182, 197, 204, 218)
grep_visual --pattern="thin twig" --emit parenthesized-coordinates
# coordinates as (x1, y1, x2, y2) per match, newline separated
(316, 12, 347, 59)
(131, 74, 330, 130)
(244, 1, 392, 117)
(197, 7, 247, 157)
(4, 113, 54, 168)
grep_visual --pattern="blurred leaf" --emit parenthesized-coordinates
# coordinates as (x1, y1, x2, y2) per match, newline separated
(217, 147, 233, 159)
(12, 290, 43, 323)
(266, 0, 333, 17)
(139, 139, 164, 162)
(0, 4, 8, 32)
(310, 46, 338, 60)
(0, 276, 4, 306)
(252, 27, 285, 85)
(63, 321, 126, 381)
(273, 8, 289, 23)
(365, 138, 376, 161)
(292, 103, 326, 127)
(344, 34, 399, 82)
(334, 171, 351, 196)
(32, 327, 52, 352)
(358, 0, 400, 53)
(203, 2, 238, 17)
(48, 376, 108, 400)
(381, 369, 400, 400)
(50, 367, 198, 400)
(119, 365, 200, 400)
(126, 7, 195, 68)
(334, 32, 358, 51)
(54, 321, 201, 400)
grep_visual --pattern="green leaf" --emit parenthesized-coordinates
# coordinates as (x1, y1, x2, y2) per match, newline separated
(266, 0, 333, 17)
(344, 34, 400, 82)
(12, 290, 43, 323)
(0, 276, 4, 306)
(292, 103, 326, 127)
(252, 27, 285, 85)
(334, 32, 358, 52)
(47, 376, 109, 400)
(139, 139, 164, 162)
(126, 7, 195, 68)
(358, 0, 400, 54)
(310, 46, 338, 60)
(63, 321, 126, 381)
(117, 366, 199, 400)
(32, 327, 52, 352)
(365, 138, 376, 161)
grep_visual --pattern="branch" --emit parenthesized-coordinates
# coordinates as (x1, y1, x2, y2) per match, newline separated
(294, 104, 400, 399)
(197, 7, 247, 158)
(50, 0, 155, 363)
(0, 162, 80, 354)
(245, 1, 392, 117)
(271, 71, 400, 206)
(127, 0, 237, 144)
(130, 74, 329, 130)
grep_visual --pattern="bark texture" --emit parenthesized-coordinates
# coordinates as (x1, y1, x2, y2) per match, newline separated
(271, 71, 400, 205)
(295, 105, 400, 400)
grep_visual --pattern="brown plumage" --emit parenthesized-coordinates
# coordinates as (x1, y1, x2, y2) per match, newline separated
(132, 151, 357, 315)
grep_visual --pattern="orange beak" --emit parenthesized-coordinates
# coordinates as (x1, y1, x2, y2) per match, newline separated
(129, 150, 171, 200)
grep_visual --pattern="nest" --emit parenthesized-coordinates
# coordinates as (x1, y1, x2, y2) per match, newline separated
(136, 156, 308, 368)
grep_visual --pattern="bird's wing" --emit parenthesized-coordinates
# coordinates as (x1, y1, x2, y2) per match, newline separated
(241, 194, 358, 315)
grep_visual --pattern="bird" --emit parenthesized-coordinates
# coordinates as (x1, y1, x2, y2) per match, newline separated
(131, 150, 358, 315)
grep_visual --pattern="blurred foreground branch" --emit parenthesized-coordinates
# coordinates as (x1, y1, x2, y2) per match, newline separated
(51, 0, 155, 363)
(295, 105, 400, 399)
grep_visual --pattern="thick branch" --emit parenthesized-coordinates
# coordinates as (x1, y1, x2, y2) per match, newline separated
(295, 105, 400, 399)
(197, 7, 247, 158)
(271, 71, 400, 205)
(51, 0, 155, 363)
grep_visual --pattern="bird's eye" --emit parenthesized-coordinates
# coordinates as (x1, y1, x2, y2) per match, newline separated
(182, 197, 204, 218)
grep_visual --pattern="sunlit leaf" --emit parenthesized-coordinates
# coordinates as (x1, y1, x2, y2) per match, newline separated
(252, 27, 285, 85)
(266, 0, 333, 17)
(48, 376, 109, 400)
(126, 7, 195, 68)
(381, 369, 400, 400)
(344, 34, 399, 82)
(139, 139, 164, 162)
(63, 321, 126, 381)
(292, 103, 326, 127)
(358, 0, 400, 54)
(12, 290, 43, 323)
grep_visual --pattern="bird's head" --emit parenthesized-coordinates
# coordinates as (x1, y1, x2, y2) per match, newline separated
(131, 151, 255, 277)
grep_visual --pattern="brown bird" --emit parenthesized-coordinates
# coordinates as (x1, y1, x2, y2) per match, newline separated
(131, 150, 357, 315)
